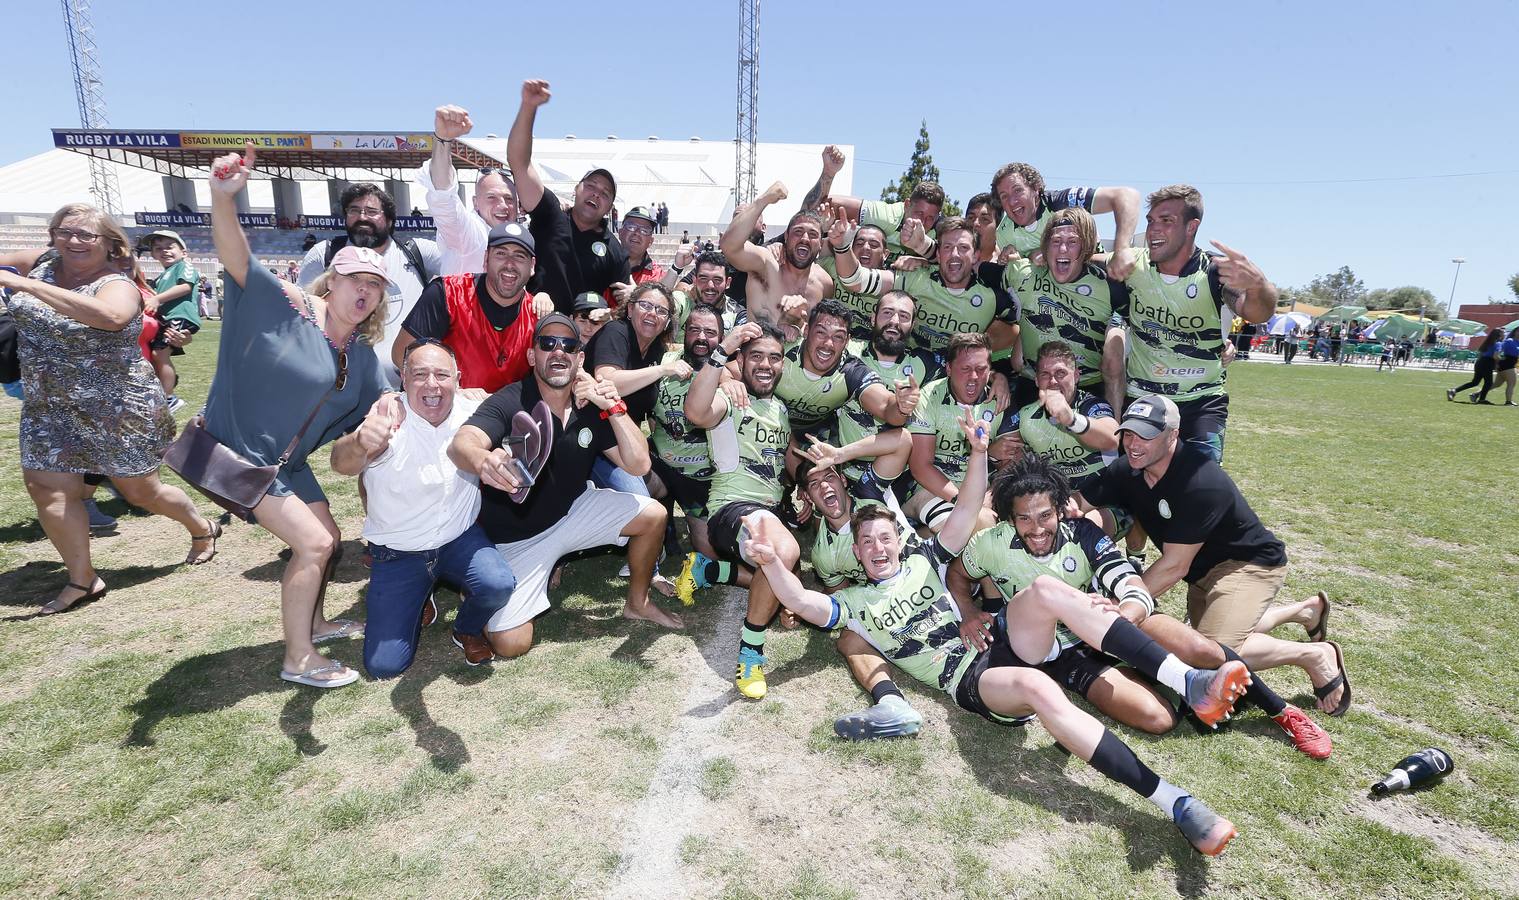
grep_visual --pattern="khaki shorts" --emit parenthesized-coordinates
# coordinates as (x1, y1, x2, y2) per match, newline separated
(1185, 560, 1285, 650)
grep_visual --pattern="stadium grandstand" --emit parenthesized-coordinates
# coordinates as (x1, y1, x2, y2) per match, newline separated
(0, 129, 853, 283)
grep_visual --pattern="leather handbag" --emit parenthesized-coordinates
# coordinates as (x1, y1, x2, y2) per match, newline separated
(162, 391, 334, 522)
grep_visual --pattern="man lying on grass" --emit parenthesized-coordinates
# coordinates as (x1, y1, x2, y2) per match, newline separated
(741, 411, 1248, 856)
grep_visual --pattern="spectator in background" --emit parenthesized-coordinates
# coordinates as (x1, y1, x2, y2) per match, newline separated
(298, 183, 440, 386)
(0, 204, 219, 615)
(616, 207, 666, 297)
(1474, 326, 1519, 406)
(572, 291, 612, 344)
(142, 230, 201, 413)
(419, 104, 522, 277)
(1448, 328, 1502, 402)
(301, 232, 318, 252)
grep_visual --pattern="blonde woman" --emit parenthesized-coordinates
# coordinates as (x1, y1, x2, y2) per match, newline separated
(208, 143, 398, 688)
(0, 205, 219, 615)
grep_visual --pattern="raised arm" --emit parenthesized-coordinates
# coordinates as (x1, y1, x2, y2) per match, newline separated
(721, 182, 787, 275)
(1211, 240, 1277, 324)
(801, 145, 848, 212)
(827, 209, 896, 294)
(742, 524, 838, 627)
(935, 412, 991, 555)
(1092, 186, 1142, 279)
(208, 141, 256, 287)
(507, 80, 551, 212)
(684, 322, 759, 427)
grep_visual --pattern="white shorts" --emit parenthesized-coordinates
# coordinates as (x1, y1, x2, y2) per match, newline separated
(486, 486, 654, 633)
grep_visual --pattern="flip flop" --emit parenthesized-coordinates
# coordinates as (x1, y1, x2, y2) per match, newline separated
(279, 661, 359, 688)
(312, 619, 364, 644)
(1306, 590, 1331, 642)
(529, 401, 555, 472)
(507, 411, 542, 503)
(40, 580, 108, 615)
(1313, 640, 1352, 717)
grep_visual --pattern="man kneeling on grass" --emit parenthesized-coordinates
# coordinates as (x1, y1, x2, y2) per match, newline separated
(741, 411, 1248, 856)
(449, 313, 683, 659)
(331, 339, 513, 673)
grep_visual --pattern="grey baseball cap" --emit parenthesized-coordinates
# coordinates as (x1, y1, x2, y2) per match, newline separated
(1117, 395, 1181, 439)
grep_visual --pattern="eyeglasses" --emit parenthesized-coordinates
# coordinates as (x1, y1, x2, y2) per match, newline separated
(535, 335, 582, 353)
(50, 227, 101, 245)
(335, 349, 349, 391)
(622, 223, 654, 236)
(632, 299, 672, 319)
(345, 205, 387, 220)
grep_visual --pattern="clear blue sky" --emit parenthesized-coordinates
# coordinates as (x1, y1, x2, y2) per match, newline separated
(6, 1, 1517, 311)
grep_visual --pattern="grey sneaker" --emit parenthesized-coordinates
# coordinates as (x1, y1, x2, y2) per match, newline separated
(1173, 796, 1237, 857)
(84, 499, 117, 533)
(833, 694, 923, 741)
(166, 395, 187, 414)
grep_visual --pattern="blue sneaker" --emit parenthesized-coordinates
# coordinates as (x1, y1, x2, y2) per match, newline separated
(735, 646, 767, 699)
(1173, 796, 1237, 857)
(676, 551, 712, 606)
(833, 694, 923, 741)
(1183, 660, 1250, 728)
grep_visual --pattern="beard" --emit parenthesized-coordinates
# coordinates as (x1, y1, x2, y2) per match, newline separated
(685, 338, 713, 361)
(873, 325, 907, 358)
(347, 221, 392, 250)
(784, 241, 814, 270)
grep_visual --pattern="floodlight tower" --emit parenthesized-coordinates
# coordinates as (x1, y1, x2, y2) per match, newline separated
(61, 0, 121, 216)
(734, 0, 760, 205)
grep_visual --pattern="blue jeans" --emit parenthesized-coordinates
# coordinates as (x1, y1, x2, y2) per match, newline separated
(591, 455, 650, 496)
(362, 523, 515, 679)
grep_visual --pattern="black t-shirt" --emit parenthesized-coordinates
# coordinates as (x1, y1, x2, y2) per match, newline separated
(585, 318, 666, 424)
(526, 190, 631, 315)
(465, 378, 617, 545)
(1080, 446, 1286, 583)
(402, 275, 522, 340)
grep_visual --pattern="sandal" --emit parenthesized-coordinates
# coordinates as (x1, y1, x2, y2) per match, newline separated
(40, 580, 108, 615)
(1312, 640, 1352, 717)
(1306, 590, 1331, 642)
(279, 661, 360, 688)
(312, 619, 364, 644)
(184, 520, 223, 565)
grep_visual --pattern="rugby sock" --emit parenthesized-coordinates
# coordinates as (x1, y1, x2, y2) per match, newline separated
(1221, 644, 1286, 717)
(1088, 729, 1161, 798)
(1098, 618, 1187, 694)
(1152, 782, 1190, 819)
(740, 620, 768, 654)
(870, 680, 904, 704)
(702, 559, 738, 586)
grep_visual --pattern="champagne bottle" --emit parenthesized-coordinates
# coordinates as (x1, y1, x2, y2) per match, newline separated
(1371, 748, 1454, 795)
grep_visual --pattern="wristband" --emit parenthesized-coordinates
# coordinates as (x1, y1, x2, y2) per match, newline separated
(829, 244, 851, 255)
(709, 348, 730, 366)
(670, 264, 688, 277)
(433, 133, 454, 144)
(1067, 412, 1090, 434)
(1118, 588, 1155, 615)
(600, 401, 628, 419)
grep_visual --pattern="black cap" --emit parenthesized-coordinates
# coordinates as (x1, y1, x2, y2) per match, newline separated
(572, 291, 609, 313)
(581, 167, 618, 199)
(534, 312, 578, 337)
(623, 206, 657, 226)
(487, 221, 535, 255)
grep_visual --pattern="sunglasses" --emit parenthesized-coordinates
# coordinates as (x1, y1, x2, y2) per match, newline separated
(402, 336, 456, 361)
(535, 335, 582, 353)
(335, 349, 349, 391)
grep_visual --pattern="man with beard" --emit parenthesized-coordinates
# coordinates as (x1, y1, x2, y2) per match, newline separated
(991, 162, 1141, 281)
(508, 80, 631, 313)
(671, 250, 745, 333)
(831, 216, 1017, 358)
(905, 332, 1008, 533)
(801, 145, 941, 259)
(299, 183, 441, 384)
(818, 222, 890, 340)
(419, 104, 521, 276)
(683, 321, 796, 699)
(1117, 185, 1278, 460)
(1004, 208, 1130, 412)
(449, 314, 684, 658)
(948, 454, 1332, 759)
(743, 424, 1248, 857)
(720, 181, 834, 340)
(393, 222, 553, 392)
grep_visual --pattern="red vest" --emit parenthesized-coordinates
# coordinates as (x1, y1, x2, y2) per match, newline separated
(441, 274, 537, 392)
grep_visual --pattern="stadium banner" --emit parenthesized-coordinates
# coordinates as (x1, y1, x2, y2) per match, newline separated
(179, 132, 313, 150)
(310, 134, 435, 152)
(297, 215, 436, 231)
(394, 216, 436, 231)
(136, 212, 277, 227)
(54, 130, 181, 149)
(299, 215, 345, 229)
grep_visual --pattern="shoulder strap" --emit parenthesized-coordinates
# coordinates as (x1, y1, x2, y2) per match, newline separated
(393, 236, 432, 284)
(322, 236, 348, 268)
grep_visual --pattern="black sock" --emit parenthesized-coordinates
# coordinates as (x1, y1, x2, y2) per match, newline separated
(1221, 644, 1286, 716)
(1099, 617, 1170, 682)
(703, 559, 739, 585)
(1088, 729, 1160, 797)
(870, 680, 904, 704)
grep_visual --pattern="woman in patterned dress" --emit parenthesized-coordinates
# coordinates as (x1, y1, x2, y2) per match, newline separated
(0, 205, 220, 615)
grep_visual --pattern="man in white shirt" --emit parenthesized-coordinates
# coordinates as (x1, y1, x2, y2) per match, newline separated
(299, 183, 442, 386)
(330, 339, 514, 674)
(417, 104, 521, 277)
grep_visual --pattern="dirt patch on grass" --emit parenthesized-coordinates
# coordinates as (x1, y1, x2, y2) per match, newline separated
(1353, 796, 1519, 895)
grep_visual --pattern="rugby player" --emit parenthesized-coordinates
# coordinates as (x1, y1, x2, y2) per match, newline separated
(720, 182, 834, 339)
(990, 161, 1141, 280)
(802, 144, 941, 259)
(905, 332, 1007, 533)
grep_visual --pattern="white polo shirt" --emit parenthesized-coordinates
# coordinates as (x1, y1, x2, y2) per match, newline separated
(361, 394, 483, 552)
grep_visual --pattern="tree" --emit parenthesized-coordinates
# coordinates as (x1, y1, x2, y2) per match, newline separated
(1508, 272, 1519, 302)
(1307, 266, 1367, 305)
(880, 120, 961, 216)
(1366, 285, 1441, 318)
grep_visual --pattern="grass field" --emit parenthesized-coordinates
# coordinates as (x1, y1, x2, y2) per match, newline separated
(1, 329, 1515, 899)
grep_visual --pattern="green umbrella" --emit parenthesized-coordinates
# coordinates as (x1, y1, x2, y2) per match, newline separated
(1432, 318, 1488, 336)
(1501, 318, 1519, 333)
(1316, 305, 1369, 325)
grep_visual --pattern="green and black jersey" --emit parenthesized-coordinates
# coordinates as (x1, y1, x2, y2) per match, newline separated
(909, 378, 1008, 483)
(827, 538, 977, 695)
(818, 255, 880, 341)
(1005, 258, 1127, 385)
(1007, 392, 1116, 491)
(774, 341, 881, 434)
(672, 290, 745, 334)
(898, 263, 1017, 354)
(835, 339, 939, 452)
(707, 390, 791, 508)
(859, 199, 939, 259)
(993, 187, 1097, 257)
(1118, 247, 1229, 401)
(650, 350, 713, 478)
(811, 500, 919, 588)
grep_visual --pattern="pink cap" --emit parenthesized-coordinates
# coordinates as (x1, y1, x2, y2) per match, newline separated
(330, 245, 391, 284)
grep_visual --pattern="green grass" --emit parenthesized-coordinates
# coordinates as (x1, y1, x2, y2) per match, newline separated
(0, 331, 1515, 897)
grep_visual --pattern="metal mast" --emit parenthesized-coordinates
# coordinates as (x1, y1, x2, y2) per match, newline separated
(61, 0, 121, 215)
(734, 0, 760, 204)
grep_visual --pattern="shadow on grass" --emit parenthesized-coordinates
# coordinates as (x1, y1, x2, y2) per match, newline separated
(241, 539, 370, 584)
(946, 708, 1213, 898)
(0, 560, 180, 621)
